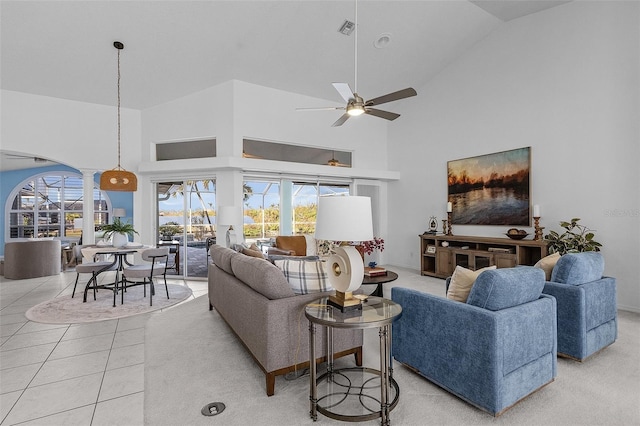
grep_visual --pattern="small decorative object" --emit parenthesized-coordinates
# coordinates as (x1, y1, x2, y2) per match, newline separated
(544, 218, 602, 255)
(349, 237, 385, 256)
(532, 204, 544, 241)
(446, 212, 453, 236)
(442, 219, 448, 235)
(368, 261, 377, 268)
(506, 228, 529, 240)
(441, 241, 449, 247)
(427, 216, 438, 234)
(426, 245, 436, 254)
(100, 217, 139, 247)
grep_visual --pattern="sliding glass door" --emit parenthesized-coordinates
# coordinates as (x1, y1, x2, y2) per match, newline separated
(157, 179, 216, 278)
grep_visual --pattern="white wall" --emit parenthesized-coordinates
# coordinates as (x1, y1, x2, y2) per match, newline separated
(1, 90, 141, 172)
(387, 1, 640, 312)
(139, 80, 391, 244)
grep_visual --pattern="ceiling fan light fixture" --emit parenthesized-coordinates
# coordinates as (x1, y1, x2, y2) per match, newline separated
(347, 104, 365, 116)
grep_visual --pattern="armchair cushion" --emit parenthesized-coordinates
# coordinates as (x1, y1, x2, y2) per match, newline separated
(550, 252, 604, 285)
(275, 236, 306, 256)
(467, 267, 545, 311)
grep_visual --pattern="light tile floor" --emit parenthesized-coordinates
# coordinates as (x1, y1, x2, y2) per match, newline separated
(0, 270, 207, 425)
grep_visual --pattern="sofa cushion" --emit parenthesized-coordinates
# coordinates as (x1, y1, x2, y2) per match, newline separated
(550, 252, 604, 285)
(210, 244, 240, 275)
(446, 265, 496, 303)
(274, 258, 332, 294)
(230, 255, 295, 300)
(467, 267, 545, 311)
(242, 246, 266, 259)
(534, 252, 561, 280)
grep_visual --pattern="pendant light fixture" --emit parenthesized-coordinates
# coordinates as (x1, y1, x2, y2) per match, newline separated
(100, 41, 137, 192)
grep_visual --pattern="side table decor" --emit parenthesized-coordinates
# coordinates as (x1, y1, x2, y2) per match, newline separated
(306, 296, 402, 425)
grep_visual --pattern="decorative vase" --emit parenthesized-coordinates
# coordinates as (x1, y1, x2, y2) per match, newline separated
(112, 232, 129, 248)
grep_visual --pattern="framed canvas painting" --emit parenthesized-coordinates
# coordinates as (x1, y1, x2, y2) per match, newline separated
(447, 147, 531, 226)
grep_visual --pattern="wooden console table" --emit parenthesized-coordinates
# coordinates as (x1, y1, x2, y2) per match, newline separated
(419, 234, 548, 278)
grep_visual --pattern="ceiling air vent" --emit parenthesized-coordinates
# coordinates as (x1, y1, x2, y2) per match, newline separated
(338, 20, 355, 36)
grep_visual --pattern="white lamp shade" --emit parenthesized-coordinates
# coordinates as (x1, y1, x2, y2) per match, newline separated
(217, 206, 239, 226)
(315, 196, 373, 242)
(112, 208, 126, 218)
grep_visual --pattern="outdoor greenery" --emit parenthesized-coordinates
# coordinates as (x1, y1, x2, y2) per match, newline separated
(159, 221, 182, 238)
(544, 218, 602, 255)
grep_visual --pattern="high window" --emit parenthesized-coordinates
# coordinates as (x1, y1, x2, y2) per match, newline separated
(6, 172, 110, 239)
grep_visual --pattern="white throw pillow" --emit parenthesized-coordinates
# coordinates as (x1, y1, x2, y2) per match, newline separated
(274, 258, 333, 295)
(446, 265, 497, 303)
(304, 235, 317, 256)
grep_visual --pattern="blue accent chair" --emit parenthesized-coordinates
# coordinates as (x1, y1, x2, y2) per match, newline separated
(542, 252, 617, 361)
(392, 267, 557, 416)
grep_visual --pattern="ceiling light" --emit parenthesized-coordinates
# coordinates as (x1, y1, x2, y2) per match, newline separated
(374, 33, 392, 49)
(347, 104, 365, 116)
(100, 41, 137, 192)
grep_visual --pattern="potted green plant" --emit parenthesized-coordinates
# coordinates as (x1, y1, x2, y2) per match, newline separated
(544, 218, 602, 255)
(101, 217, 139, 247)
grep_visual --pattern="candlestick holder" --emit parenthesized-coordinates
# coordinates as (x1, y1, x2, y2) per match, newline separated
(446, 212, 453, 236)
(533, 216, 544, 241)
(442, 219, 448, 235)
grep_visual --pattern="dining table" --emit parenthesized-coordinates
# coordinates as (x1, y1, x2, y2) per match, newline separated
(80, 245, 151, 305)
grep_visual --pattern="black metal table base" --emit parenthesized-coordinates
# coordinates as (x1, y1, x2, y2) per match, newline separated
(314, 367, 399, 422)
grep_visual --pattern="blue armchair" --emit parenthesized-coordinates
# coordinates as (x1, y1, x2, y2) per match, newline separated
(542, 252, 617, 361)
(392, 267, 557, 416)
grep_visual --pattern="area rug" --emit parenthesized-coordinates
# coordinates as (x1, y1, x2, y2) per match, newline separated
(25, 283, 193, 324)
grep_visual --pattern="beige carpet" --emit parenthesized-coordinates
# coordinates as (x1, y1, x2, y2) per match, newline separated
(145, 270, 640, 426)
(25, 283, 192, 324)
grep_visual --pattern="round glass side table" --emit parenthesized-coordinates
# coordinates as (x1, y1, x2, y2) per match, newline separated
(305, 296, 403, 425)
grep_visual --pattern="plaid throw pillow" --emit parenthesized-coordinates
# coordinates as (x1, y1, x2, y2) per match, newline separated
(274, 259, 333, 294)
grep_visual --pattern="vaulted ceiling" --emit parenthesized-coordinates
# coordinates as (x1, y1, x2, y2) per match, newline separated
(1, 1, 571, 111)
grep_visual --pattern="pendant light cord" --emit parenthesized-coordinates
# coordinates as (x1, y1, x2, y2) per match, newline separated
(116, 46, 122, 170)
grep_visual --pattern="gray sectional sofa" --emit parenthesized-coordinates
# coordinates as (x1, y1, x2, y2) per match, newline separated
(208, 244, 363, 396)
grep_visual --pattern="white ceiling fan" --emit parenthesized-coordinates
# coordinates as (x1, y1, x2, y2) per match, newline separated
(298, 0, 417, 127)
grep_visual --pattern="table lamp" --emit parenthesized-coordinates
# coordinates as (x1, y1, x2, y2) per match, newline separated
(315, 196, 373, 311)
(218, 206, 239, 247)
(112, 208, 126, 218)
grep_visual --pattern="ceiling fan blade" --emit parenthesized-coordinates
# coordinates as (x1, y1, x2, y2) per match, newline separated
(365, 108, 401, 121)
(296, 106, 344, 111)
(332, 82, 355, 103)
(331, 113, 351, 127)
(366, 88, 417, 107)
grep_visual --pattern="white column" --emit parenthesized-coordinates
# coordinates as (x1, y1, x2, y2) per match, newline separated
(81, 170, 97, 245)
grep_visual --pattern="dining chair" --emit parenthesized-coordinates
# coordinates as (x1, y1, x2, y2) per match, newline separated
(121, 247, 170, 306)
(73, 253, 118, 306)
